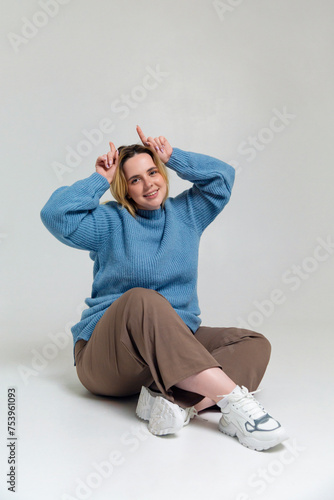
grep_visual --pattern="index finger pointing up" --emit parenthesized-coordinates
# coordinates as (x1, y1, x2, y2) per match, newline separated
(136, 125, 148, 145)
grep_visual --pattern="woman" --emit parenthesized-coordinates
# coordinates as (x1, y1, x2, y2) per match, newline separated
(40, 125, 287, 451)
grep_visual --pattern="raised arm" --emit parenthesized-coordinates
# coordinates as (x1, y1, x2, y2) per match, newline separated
(40, 143, 120, 251)
(136, 125, 235, 234)
(166, 148, 235, 234)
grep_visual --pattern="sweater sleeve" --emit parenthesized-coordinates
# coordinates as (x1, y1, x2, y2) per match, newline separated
(166, 147, 235, 234)
(40, 172, 119, 252)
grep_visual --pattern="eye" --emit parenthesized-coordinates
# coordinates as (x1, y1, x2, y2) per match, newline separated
(130, 178, 140, 185)
(150, 170, 158, 176)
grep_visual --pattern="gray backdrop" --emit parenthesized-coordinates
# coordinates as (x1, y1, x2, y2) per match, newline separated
(2, 0, 333, 337)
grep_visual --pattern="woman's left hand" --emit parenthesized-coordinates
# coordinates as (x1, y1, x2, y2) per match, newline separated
(136, 125, 173, 163)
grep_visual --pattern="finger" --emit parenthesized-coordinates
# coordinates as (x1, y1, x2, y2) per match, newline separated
(136, 125, 147, 145)
(98, 154, 109, 169)
(108, 151, 118, 168)
(147, 136, 159, 152)
(108, 148, 119, 169)
(97, 154, 106, 164)
(155, 137, 165, 153)
(108, 142, 116, 167)
(109, 142, 115, 162)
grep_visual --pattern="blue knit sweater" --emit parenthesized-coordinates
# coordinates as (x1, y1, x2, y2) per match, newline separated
(40, 148, 235, 364)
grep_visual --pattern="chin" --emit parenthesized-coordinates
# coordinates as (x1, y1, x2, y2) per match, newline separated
(139, 196, 164, 211)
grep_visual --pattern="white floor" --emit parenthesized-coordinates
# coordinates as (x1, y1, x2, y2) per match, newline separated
(1, 323, 333, 500)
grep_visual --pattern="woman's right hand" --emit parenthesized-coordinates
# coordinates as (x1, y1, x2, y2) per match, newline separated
(95, 142, 119, 183)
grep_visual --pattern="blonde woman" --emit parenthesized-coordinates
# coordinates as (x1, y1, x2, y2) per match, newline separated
(40, 125, 287, 451)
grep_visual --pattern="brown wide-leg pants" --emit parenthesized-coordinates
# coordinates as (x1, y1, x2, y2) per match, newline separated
(75, 288, 271, 407)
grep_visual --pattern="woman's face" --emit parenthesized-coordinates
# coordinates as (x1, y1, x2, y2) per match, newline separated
(123, 153, 167, 211)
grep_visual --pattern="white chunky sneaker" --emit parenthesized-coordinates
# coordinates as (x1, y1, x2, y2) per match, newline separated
(136, 386, 162, 421)
(217, 386, 288, 451)
(136, 386, 197, 436)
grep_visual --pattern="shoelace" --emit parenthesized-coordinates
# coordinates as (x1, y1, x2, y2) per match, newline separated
(218, 387, 266, 420)
(182, 406, 198, 425)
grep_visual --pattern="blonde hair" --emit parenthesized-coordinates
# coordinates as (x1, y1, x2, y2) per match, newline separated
(109, 144, 169, 217)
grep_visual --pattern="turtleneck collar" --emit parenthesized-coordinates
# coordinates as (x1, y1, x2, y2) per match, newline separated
(136, 206, 164, 220)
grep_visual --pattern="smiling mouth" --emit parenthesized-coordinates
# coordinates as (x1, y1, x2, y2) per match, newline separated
(143, 189, 159, 198)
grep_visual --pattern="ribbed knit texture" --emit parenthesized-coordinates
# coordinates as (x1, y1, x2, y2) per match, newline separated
(40, 148, 235, 364)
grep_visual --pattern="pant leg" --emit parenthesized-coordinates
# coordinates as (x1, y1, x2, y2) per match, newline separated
(75, 287, 221, 406)
(194, 326, 271, 392)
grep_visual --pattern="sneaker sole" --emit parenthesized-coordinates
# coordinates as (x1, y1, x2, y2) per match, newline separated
(148, 397, 185, 436)
(218, 421, 289, 451)
(135, 386, 156, 421)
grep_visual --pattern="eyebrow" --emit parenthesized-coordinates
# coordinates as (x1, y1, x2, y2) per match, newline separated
(127, 167, 157, 182)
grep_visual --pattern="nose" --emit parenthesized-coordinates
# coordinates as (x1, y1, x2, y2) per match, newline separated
(143, 176, 153, 189)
